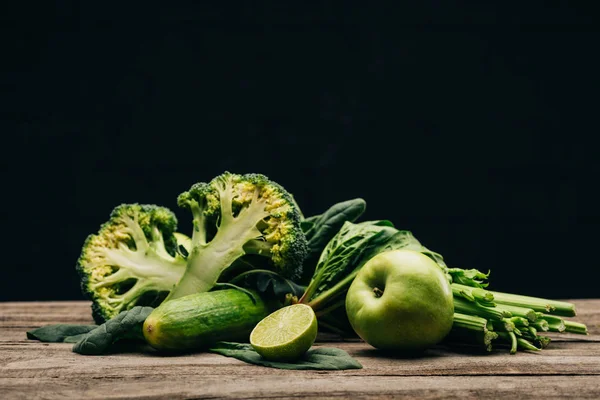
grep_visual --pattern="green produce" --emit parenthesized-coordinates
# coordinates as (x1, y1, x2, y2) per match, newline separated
(484, 290, 576, 317)
(27, 324, 97, 343)
(345, 250, 454, 351)
(300, 221, 421, 306)
(27, 307, 154, 354)
(143, 289, 271, 351)
(299, 198, 366, 283)
(250, 304, 318, 361)
(77, 204, 191, 323)
(230, 198, 366, 304)
(294, 216, 588, 354)
(166, 172, 308, 300)
(445, 313, 498, 352)
(210, 341, 362, 370)
(74, 306, 154, 355)
(301, 199, 366, 254)
(37, 174, 587, 364)
(448, 282, 587, 353)
(297, 220, 434, 331)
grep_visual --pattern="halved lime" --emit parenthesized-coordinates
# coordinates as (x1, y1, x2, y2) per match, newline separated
(250, 304, 318, 361)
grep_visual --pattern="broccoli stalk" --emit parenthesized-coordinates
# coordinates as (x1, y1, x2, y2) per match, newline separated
(166, 172, 308, 301)
(87, 216, 185, 303)
(169, 187, 269, 297)
(77, 204, 190, 323)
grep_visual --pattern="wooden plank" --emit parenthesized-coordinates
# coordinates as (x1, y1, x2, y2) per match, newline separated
(1, 300, 599, 399)
(1, 341, 600, 377)
(0, 301, 94, 327)
(1, 375, 599, 399)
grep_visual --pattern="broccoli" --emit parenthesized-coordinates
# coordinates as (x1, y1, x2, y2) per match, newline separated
(166, 172, 308, 300)
(77, 204, 190, 323)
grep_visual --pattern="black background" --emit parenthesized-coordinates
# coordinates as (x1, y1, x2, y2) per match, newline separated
(3, 4, 599, 301)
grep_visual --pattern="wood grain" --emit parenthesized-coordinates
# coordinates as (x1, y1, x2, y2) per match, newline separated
(1, 300, 599, 399)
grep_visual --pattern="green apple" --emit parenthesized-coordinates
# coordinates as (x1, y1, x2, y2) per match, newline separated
(345, 249, 454, 351)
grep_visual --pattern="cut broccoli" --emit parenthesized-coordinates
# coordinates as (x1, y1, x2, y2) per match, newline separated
(166, 172, 308, 300)
(77, 204, 190, 323)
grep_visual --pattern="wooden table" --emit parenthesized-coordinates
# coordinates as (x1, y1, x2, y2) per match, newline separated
(1, 300, 599, 399)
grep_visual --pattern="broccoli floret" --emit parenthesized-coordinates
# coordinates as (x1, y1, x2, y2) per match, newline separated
(77, 204, 190, 323)
(166, 172, 308, 300)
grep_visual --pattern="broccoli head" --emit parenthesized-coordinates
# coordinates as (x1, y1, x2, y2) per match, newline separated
(77, 204, 189, 323)
(166, 172, 308, 300)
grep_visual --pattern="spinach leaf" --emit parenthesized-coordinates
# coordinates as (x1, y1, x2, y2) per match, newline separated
(304, 220, 423, 302)
(301, 220, 433, 312)
(72, 306, 153, 355)
(229, 269, 306, 305)
(27, 324, 97, 343)
(209, 342, 362, 370)
(302, 198, 367, 262)
(308, 220, 395, 299)
(298, 199, 367, 285)
(357, 229, 427, 271)
(299, 214, 319, 232)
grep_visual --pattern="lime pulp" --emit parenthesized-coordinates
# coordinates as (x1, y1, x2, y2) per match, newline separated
(250, 304, 318, 361)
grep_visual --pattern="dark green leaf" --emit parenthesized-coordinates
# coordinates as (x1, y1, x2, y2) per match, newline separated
(307, 220, 412, 300)
(27, 324, 97, 343)
(72, 306, 154, 355)
(300, 215, 319, 232)
(209, 342, 362, 370)
(303, 198, 367, 259)
(230, 269, 306, 304)
(298, 199, 367, 284)
(302, 220, 443, 320)
(357, 229, 425, 269)
(64, 333, 92, 343)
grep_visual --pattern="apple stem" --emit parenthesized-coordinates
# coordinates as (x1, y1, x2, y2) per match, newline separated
(373, 287, 384, 298)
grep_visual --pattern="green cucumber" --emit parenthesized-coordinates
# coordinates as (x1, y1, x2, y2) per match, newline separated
(143, 289, 271, 351)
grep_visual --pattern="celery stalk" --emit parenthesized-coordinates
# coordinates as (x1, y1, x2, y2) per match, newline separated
(487, 290, 576, 317)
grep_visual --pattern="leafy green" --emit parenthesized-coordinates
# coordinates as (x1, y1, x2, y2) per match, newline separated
(229, 269, 306, 305)
(300, 221, 425, 309)
(27, 324, 97, 343)
(303, 220, 394, 302)
(298, 198, 367, 284)
(208, 341, 362, 370)
(26, 308, 152, 353)
(302, 199, 367, 261)
(447, 268, 490, 288)
(72, 306, 154, 355)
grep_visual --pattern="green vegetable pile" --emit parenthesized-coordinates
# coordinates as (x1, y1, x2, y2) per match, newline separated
(77, 173, 308, 323)
(294, 214, 588, 354)
(28, 171, 588, 369)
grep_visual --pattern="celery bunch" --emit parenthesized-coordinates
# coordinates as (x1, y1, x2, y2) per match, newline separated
(446, 282, 587, 354)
